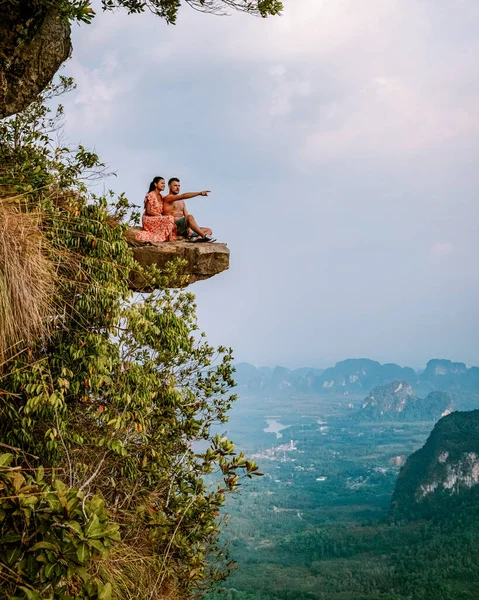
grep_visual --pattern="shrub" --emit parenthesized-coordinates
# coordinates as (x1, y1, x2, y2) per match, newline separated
(0, 79, 261, 599)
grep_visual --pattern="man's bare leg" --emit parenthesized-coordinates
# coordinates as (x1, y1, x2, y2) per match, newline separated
(188, 227, 212, 237)
(186, 214, 212, 238)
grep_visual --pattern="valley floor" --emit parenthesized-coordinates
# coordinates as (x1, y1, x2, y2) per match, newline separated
(206, 392, 479, 600)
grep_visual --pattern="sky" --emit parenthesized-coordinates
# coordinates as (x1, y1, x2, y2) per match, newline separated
(60, 0, 479, 369)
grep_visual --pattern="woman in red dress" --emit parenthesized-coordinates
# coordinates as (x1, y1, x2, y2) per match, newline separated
(136, 177, 177, 243)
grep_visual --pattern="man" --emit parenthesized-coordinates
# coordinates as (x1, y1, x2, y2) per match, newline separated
(162, 178, 216, 243)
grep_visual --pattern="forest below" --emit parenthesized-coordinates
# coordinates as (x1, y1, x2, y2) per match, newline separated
(206, 384, 479, 600)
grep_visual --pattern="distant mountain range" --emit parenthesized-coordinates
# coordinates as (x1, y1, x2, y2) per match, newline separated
(234, 358, 479, 396)
(357, 381, 453, 422)
(390, 410, 479, 520)
(233, 363, 324, 393)
(315, 359, 416, 394)
(419, 359, 479, 391)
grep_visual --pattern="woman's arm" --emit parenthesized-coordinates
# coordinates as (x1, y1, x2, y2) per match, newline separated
(145, 200, 162, 216)
(144, 193, 163, 216)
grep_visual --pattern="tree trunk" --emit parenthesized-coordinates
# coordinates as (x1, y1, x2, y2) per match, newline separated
(0, 2, 72, 119)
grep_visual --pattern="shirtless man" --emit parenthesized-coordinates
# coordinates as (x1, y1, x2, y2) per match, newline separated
(162, 177, 215, 242)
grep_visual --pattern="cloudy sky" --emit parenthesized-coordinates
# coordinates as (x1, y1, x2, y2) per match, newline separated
(61, 0, 479, 369)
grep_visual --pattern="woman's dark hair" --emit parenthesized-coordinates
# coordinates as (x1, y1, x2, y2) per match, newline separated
(148, 176, 164, 193)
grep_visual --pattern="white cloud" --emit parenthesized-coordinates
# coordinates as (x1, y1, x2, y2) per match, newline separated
(64, 54, 139, 134)
(300, 75, 479, 163)
(69, 0, 479, 162)
(431, 242, 454, 258)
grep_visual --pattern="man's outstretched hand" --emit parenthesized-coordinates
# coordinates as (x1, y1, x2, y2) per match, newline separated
(201, 190, 211, 196)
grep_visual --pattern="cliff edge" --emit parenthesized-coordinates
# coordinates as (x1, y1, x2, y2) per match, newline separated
(127, 229, 230, 290)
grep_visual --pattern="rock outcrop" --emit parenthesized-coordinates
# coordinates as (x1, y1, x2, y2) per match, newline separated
(390, 410, 479, 519)
(419, 358, 479, 391)
(357, 381, 453, 422)
(0, 2, 72, 118)
(128, 235, 230, 290)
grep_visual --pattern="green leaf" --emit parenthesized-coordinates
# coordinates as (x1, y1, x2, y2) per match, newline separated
(103, 524, 121, 541)
(89, 496, 105, 513)
(12, 471, 25, 491)
(66, 520, 83, 535)
(35, 465, 44, 483)
(54, 479, 67, 492)
(98, 582, 112, 600)
(76, 542, 90, 563)
(0, 533, 22, 543)
(76, 565, 89, 582)
(44, 562, 56, 578)
(88, 539, 108, 553)
(0, 453, 13, 467)
(17, 587, 41, 600)
(29, 541, 58, 553)
(85, 514, 102, 539)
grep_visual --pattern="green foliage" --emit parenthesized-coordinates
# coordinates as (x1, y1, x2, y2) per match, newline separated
(5, 0, 283, 25)
(1, 1, 95, 25)
(0, 453, 118, 599)
(98, 0, 283, 24)
(0, 79, 261, 598)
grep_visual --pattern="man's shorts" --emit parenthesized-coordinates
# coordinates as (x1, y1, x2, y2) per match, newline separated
(174, 216, 188, 236)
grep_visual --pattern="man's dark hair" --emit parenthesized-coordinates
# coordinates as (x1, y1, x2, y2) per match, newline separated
(168, 177, 180, 186)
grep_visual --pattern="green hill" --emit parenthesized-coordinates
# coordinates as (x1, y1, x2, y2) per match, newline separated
(357, 381, 453, 422)
(391, 410, 479, 520)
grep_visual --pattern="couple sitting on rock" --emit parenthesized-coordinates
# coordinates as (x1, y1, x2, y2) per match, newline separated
(136, 176, 216, 244)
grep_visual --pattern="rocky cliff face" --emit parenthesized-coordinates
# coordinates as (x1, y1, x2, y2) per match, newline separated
(361, 381, 415, 415)
(0, 2, 72, 118)
(358, 381, 453, 421)
(416, 451, 479, 498)
(390, 410, 479, 519)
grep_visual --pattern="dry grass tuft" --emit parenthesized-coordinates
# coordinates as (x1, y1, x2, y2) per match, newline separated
(0, 197, 55, 366)
(105, 214, 121, 229)
(98, 539, 178, 600)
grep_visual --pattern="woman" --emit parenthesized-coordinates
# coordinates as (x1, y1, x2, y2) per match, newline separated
(135, 176, 176, 243)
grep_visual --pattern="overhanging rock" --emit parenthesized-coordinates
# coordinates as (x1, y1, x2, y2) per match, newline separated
(128, 233, 230, 290)
(0, 3, 72, 118)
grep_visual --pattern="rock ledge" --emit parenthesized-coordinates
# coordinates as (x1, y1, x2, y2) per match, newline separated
(128, 231, 229, 290)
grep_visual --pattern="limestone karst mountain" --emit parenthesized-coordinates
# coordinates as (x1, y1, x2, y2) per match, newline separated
(233, 362, 324, 393)
(233, 358, 479, 399)
(357, 381, 453, 421)
(391, 410, 479, 519)
(419, 359, 479, 391)
(312, 358, 417, 394)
